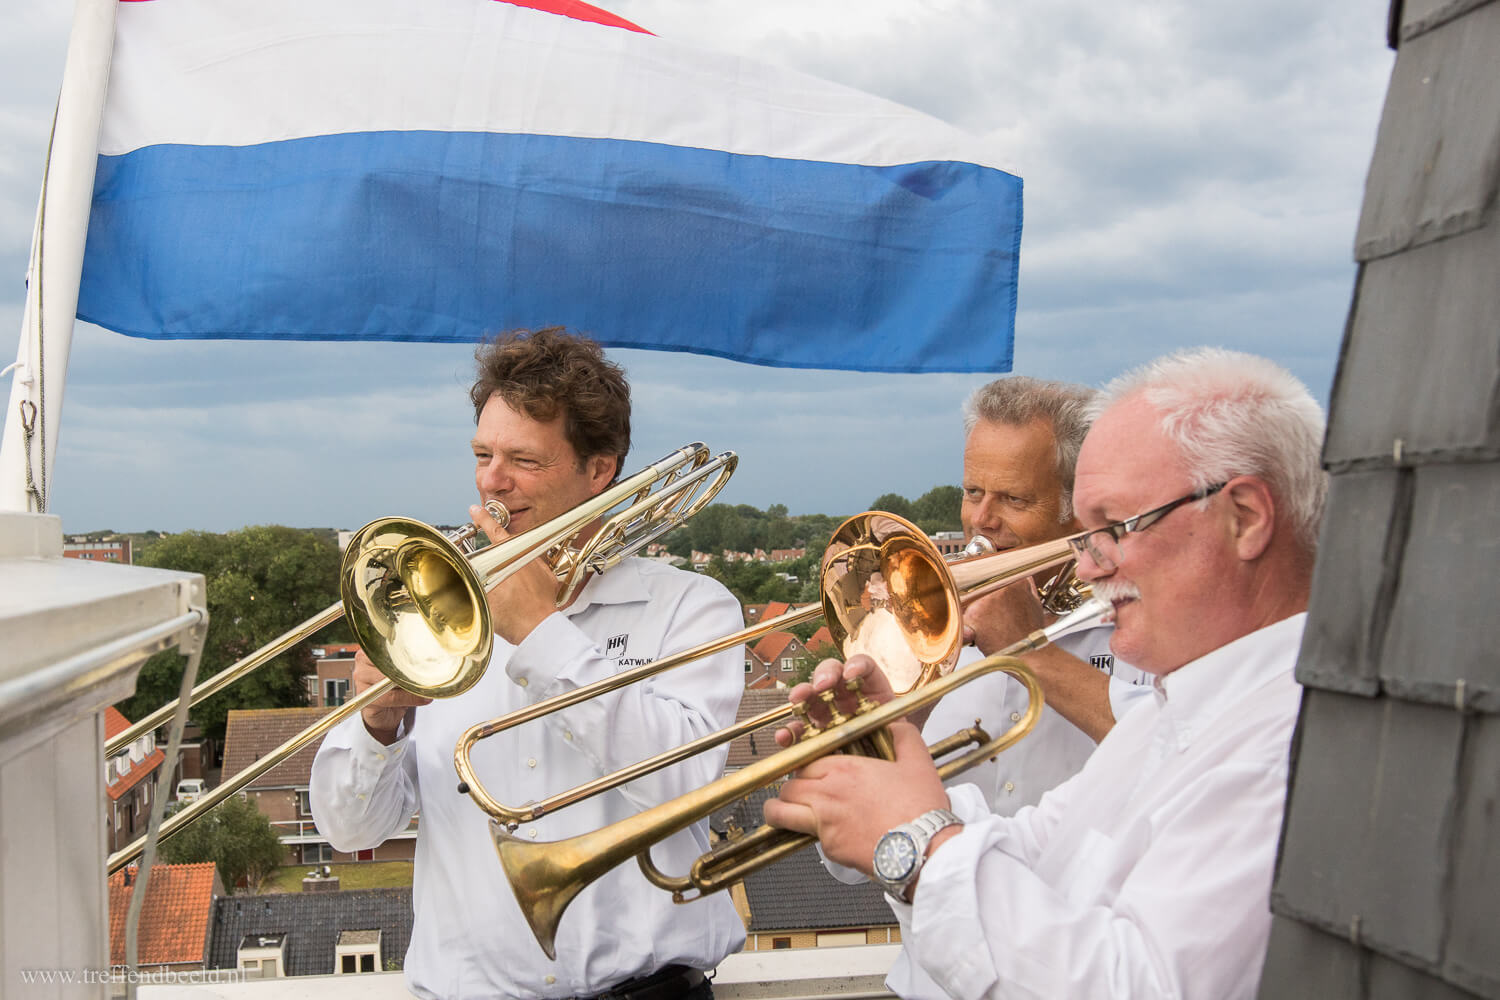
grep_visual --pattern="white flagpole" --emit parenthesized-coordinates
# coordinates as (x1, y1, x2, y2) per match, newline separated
(0, 0, 118, 513)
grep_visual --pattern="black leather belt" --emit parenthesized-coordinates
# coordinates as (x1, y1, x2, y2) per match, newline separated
(583, 964, 706, 1000)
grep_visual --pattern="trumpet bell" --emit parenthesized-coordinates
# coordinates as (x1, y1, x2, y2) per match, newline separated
(341, 516, 493, 698)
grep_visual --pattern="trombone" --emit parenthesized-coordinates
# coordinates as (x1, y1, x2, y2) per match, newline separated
(454, 512, 1086, 829)
(106, 442, 736, 873)
(499, 597, 1113, 959)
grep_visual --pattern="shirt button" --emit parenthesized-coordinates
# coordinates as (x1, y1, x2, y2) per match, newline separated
(527, 757, 537, 769)
(1010, 712, 1021, 722)
(529, 829, 538, 839)
(516, 677, 529, 688)
(1004, 781, 1016, 793)
(375, 753, 385, 761)
(356, 793, 367, 801)
(563, 730, 573, 741)
(545, 975, 556, 985)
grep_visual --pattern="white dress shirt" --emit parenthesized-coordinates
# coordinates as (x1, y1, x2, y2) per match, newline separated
(922, 626, 1152, 816)
(887, 613, 1306, 1000)
(310, 557, 747, 1000)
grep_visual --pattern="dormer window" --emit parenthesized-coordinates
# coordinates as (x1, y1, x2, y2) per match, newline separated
(336, 930, 381, 974)
(238, 933, 288, 978)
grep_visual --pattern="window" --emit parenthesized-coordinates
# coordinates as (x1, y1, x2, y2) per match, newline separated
(238, 935, 287, 978)
(772, 937, 792, 949)
(297, 789, 313, 817)
(325, 678, 349, 707)
(336, 930, 381, 974)
(744, 660, 753, 673)
(302, 842, 333, 864)
(781, 657, 795, 672)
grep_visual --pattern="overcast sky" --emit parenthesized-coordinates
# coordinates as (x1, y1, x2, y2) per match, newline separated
(1, 0, 1394, 534)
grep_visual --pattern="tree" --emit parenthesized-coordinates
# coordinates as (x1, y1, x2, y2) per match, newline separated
(869, 492, 914, 520)
(912, 484, 963, 532)
(158, 794, 284, 893)
(120, 526, 347, 743)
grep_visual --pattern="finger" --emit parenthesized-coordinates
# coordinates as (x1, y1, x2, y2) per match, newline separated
(889, 720, 933, 761)
(774, 722, 802, 748)
(787, 682, 815, 705)
(811, 659, 846, 692)
(762, 796, 818, 835)
(469, 503, 512, 543)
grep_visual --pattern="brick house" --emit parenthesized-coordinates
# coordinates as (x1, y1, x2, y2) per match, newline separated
(109, 862, 224, 973)
(306, 643, 361, 708)
(221, 707, 416, 866)
(744, 641, 778, 689)
(63, 537, 132, 563)
(749, 631, 810, 685)
(104, 706, 167, 854)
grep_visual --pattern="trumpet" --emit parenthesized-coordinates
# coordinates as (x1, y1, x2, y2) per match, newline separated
(106, 442, 736, 873)
(455, 512, 1085, 829)
(499, 597, 1113, 958)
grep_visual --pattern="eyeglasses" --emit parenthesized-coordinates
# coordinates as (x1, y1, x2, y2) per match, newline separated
(1068, 482, 1227, 572)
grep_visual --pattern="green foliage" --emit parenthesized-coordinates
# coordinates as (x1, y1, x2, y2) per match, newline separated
(157, 794, 284, 893)
(870, 492, 915, 520)
(120, 526, 347, 743)
(911, 485, 963, 532)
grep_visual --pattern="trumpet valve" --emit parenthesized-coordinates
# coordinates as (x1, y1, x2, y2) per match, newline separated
(816, 688, 850, 728)
(791, 700, 820, 739)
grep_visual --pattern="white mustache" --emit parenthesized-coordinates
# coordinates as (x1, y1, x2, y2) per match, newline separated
(1090, 580, 1142, 605)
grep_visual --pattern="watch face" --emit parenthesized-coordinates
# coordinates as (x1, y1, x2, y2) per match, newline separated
(874, 831, 918, 882)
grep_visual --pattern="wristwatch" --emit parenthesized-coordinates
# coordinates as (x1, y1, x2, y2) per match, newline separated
(872, 808, 962, 902)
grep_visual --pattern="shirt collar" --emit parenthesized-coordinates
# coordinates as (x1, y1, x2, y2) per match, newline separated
(1154, 612, 1307, 751)
(562, 556, 650, 614)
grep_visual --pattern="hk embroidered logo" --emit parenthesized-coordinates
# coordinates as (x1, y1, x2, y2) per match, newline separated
(605, 633, 629, 657)
(1090, 654, 1115, 676)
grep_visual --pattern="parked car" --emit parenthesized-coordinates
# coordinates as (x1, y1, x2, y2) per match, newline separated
(175, 778, 206, 803)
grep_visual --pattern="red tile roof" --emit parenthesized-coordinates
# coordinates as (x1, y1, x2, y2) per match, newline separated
(105, 706, 132, 740)
(105, 707, 167, 801)
(750, 631, 800, 664)
(760, 601, 793, 621)
(222, 707, 335, 788)
(807, 626, 836, 654)
(109, 863, 222, 966)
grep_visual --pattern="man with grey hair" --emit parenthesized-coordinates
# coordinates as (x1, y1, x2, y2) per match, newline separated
(921, 376, 1151, 818)
(768, 348, 1325, 999)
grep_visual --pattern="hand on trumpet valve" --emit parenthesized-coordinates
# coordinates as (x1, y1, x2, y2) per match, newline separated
(774, 654, 898, 748)
(963, 577, 1045, 656)
(469, 503, 564, 646)
(764, 721, 956, 876)
(355, 651, 432, 745)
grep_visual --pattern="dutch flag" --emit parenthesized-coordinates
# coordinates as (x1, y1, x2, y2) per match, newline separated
(78, 0, 1023, 373)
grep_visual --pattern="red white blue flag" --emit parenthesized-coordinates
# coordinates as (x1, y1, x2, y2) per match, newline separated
(79, 0, 1023, 373)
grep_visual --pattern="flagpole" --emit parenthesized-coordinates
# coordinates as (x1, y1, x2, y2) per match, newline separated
(0, 0, 118, 514)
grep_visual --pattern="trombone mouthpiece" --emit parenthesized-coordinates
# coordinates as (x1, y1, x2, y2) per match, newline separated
(1045, 596, 1114, 640)
(484, 500, 511, 529)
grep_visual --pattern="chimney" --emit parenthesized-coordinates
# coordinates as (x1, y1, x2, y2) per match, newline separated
(302, 870, 340, 893)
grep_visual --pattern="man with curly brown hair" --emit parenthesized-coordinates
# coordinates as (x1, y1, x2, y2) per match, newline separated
(312, 328, 746, 999)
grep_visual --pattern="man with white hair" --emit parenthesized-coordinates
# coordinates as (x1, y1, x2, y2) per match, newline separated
(766, 348, 1325, 999)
